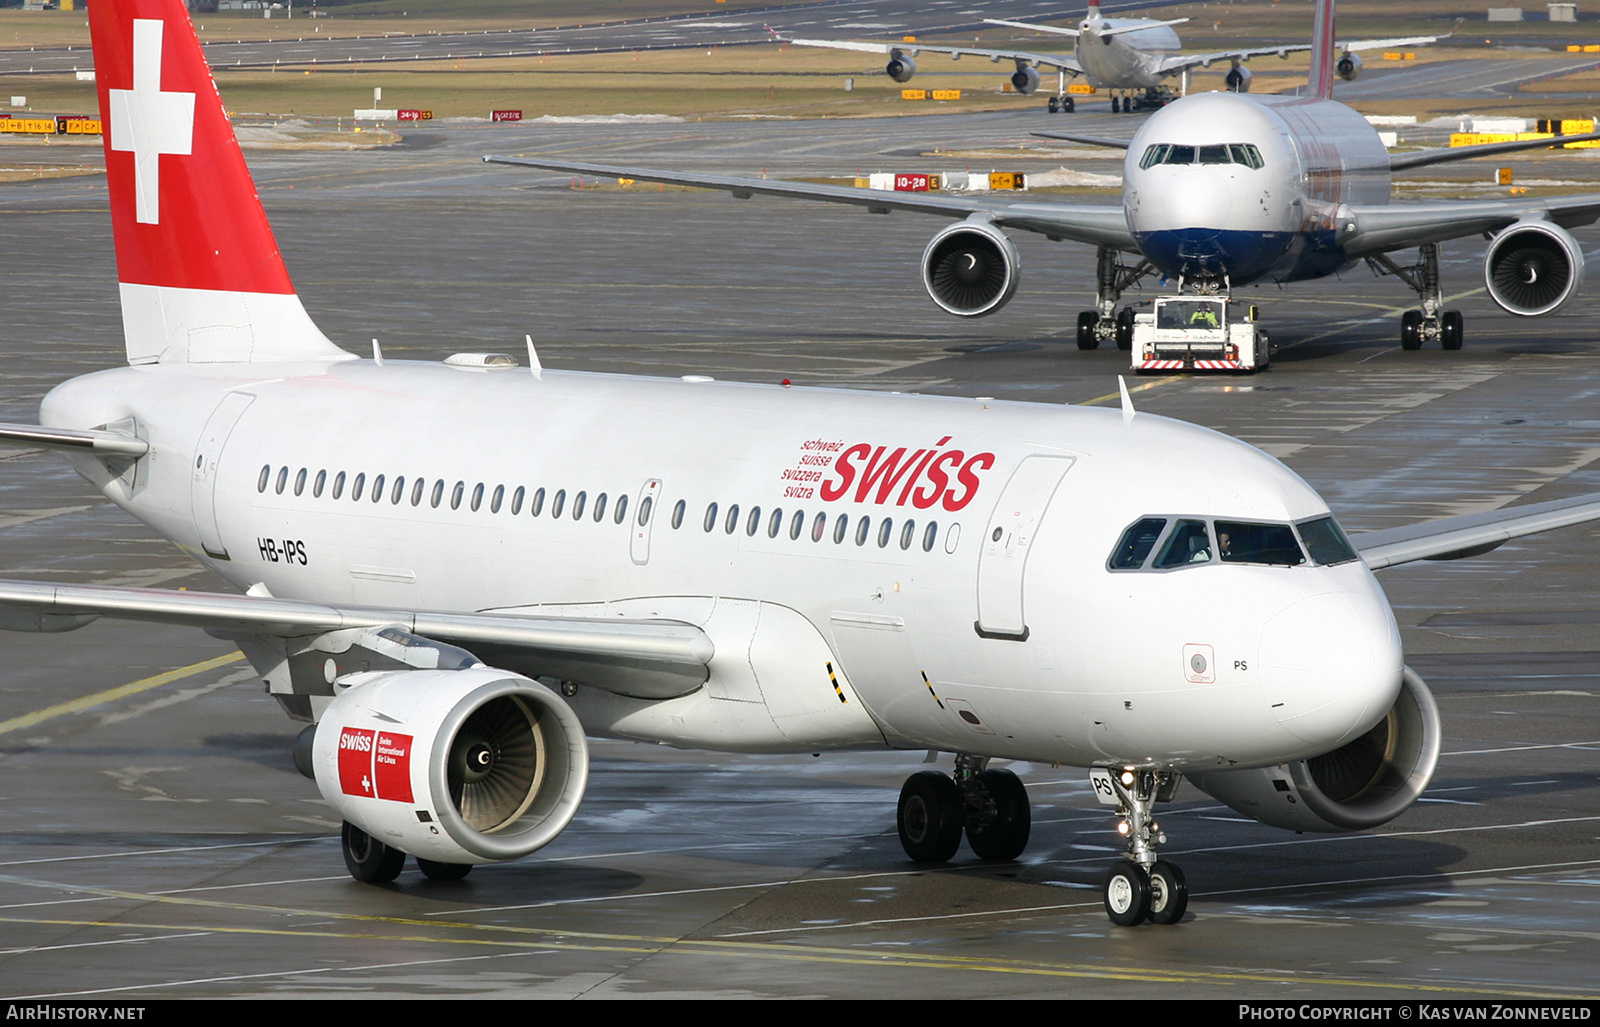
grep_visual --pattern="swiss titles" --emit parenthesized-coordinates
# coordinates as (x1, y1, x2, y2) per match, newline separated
(818, 435, 995, 511)
(779, 437, 845, 501)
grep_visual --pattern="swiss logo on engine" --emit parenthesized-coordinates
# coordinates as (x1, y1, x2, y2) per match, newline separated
(337, 727, 376, 797)
(336, 727, 415, 802)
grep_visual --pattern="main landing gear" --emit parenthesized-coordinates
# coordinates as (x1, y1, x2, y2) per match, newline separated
(1076, 246, 1154, 351)
(340, 821, 473, 883)
(896, 755, 1032, 863)
(1046, 94, 1076, 114)
(1092, 767, 1188, 926)
(1367, 242, 1465, 351)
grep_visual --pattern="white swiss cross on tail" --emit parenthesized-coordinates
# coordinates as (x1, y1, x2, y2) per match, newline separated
(109, 19, 195, 226)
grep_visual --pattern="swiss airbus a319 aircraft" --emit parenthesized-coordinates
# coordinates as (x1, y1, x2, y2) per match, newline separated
(787, 0, 1438, 114)
(6, 0, 1600, 927)
(496, 0, 1600, 355)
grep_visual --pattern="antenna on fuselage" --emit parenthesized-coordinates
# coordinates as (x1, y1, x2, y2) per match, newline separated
(526, 335, 543, 381)
(372, 338, 384, 367)
(1118, 375, 1137, 424)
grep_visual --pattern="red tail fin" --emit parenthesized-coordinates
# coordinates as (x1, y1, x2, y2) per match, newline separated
(1306, 0, 1337, 101)
(89, 0, 347, 365)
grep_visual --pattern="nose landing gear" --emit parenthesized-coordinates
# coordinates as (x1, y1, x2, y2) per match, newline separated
(1091, 766, 1188, 926)
(896, 755, 1033, 863)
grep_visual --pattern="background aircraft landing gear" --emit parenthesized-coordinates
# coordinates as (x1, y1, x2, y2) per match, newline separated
(342, 821, 406, 883)
(1093, 767, 1187, 925)
(897, 757, 1032, 862)
(1046, 94, 1075, 113)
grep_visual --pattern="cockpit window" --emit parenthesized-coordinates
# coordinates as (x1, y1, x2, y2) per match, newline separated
(1296, 516, 1359, 566)
(1154, 519, 1213, 568)
(1109, 517, 1167, 569)
(1215, 520, 1305, 566)
(1110, 515, 1330, 571)
(1139, 142, 1263, 170)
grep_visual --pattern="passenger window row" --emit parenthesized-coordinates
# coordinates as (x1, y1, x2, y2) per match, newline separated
(256, 465, 635, 526)
(257, 465, 954, 555)
(690, 499, 942, 553)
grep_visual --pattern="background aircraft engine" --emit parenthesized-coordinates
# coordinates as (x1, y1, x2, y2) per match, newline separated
(1336, 51, 1363, 81)
(1010, 66, 1042, 95)
(1484, 219, 1586, 316)
(885, 54, 916, 83)
(1225, 64, 1252, 92)
(921, 220, 1021, 317)
(312, 667, 589, 864)
(1187, 667, 1440, 833)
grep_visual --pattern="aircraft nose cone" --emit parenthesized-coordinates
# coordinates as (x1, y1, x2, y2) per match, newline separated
(1257, 591, 1403, 746)
(1144, 168, 1233, 231)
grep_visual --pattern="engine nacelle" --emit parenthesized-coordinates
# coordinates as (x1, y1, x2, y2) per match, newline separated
(1187, 666, 1440, 833)
(1225, 64, 1252, 93)
(1484, 219, 1585, 316)
(313, 667, 589, 865)
(921, 219, 1021, 317)
(1010, 66, 1041, 95)
(1336, 51, 1363, 81)
(885, 53, 916, 83)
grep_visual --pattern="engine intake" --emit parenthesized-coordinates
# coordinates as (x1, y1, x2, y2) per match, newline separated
(1187, 666, 1440, 833)
(921, 219, 1021, 317)
(1225, 64, 1252, 92)
(1010, 66, 1041, 95)
(1336, 51, 1363, 81)
(313, 667, 588, 864)
(1485, 220, 1585, 317)
(886, 52, 916, 83)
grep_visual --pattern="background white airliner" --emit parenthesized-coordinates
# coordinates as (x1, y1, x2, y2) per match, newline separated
(5, 0, 1600, 926)
(786, 0, 1440, 113)
(495, 0, 1600, 354)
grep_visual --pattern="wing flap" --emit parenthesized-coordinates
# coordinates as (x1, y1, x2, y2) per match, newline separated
(1355, 493, 1600, 570)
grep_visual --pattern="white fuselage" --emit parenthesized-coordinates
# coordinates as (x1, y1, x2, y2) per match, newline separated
(1123, 91, 1391, 286)
(42, 358, 1404, 773)
(1075, 18, 1182, 90)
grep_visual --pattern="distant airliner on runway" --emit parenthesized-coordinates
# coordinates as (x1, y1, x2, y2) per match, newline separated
(784, 0, 1442, 113)
(494, 0, 1599, 353)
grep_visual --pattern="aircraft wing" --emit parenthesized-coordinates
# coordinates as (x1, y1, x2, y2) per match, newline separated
(1354, 492, 1600, 570)
(484, 155, 1137, 250)
(1343, 194, 1600, 255)
(0, 578, 713, 699)
(1152, 32, 1441, 77)
(1031, 131, 1132, 150)
(787, 37, 1082, 74)
(1390, 131, 1600, 171)
(1154, 45, 1308, 76)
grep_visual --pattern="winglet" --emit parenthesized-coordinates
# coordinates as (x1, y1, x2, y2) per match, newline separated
(526, 335, 543, 381)
(1119, 376, 1136, 424)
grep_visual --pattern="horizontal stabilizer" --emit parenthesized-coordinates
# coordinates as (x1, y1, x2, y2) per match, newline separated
(0, 422, 148, 458)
